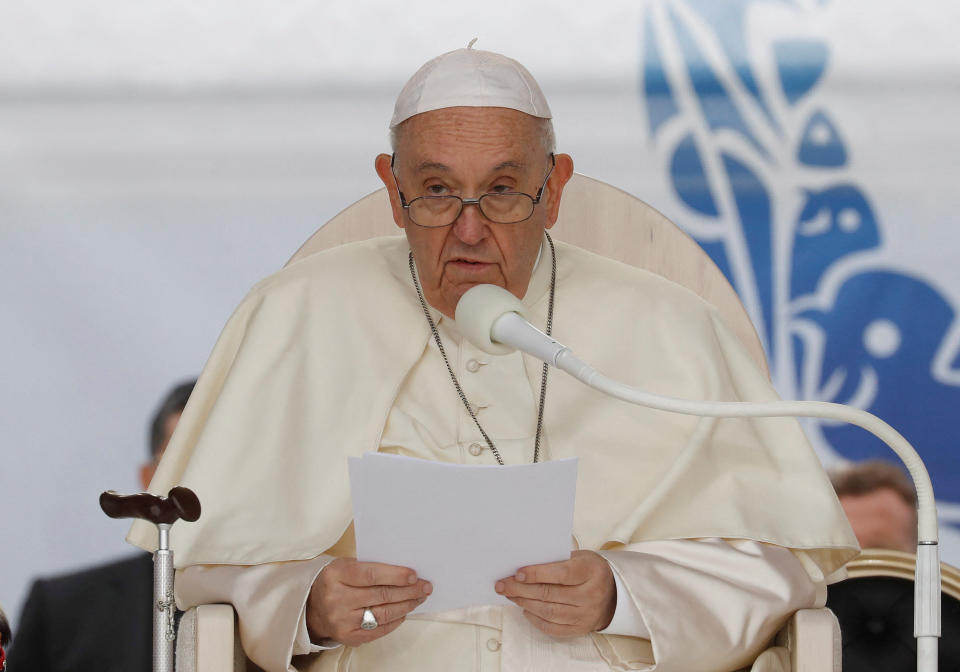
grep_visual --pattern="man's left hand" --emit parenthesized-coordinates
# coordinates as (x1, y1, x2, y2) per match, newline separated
(494, 550, 616, 637)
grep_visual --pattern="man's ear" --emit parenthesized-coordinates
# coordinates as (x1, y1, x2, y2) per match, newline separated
(139, 461, 156, 491)
(543, 153, 574, 229)
(375, 153, 406, 229)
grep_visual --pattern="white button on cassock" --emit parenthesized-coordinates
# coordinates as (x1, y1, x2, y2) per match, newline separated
(468, 442, 484, 456)
(486, 638, 501, 652)
(466, 359, 483, 373)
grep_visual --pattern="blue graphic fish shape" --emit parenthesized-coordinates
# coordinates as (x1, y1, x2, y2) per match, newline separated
(795, 270, 960, 503)
(790, 185, 881, 299)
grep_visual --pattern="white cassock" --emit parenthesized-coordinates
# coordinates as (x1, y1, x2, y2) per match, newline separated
(129, 235, 858, 672)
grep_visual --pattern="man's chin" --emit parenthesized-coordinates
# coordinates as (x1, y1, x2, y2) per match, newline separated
(451, 277, 507, 296)
(441, 279, 506, 316)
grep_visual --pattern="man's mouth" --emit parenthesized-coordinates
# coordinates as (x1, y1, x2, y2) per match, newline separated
(449, 257, 490, 266)
(447, 258, 496, 278)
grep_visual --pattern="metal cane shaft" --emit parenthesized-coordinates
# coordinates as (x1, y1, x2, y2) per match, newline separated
(154, 525, 175, 672)
(100, 488, 199, 672)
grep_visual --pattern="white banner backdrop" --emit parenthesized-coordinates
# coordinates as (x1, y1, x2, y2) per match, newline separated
(636, 0, 960, 554)
(1, 0, 958, 633)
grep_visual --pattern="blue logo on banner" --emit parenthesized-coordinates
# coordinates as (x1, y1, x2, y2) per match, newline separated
(640, 1, 960, 514)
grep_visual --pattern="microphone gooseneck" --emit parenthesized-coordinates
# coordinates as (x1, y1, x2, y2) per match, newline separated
(455, 283, 942, 671)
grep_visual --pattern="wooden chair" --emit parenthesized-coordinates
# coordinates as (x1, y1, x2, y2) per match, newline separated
(175, 173, 841, 672)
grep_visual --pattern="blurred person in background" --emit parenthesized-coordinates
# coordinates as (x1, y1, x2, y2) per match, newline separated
(1, 602, 11, 670)
(830, 459, 917, 553)
(6, 379, 195, 672)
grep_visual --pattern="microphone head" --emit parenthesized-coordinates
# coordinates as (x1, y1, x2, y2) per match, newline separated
(455, 284, 528, 355)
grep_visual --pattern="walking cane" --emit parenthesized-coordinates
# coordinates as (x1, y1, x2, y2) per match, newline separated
(100, 487, 201, 672)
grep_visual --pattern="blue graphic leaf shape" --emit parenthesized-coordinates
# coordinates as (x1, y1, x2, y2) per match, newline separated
(722, 152, 773, 354)
(668, 5, 768, 158)
(797, 110, 847, 166)
(671, 134, 720, 217)
(699, 239, 736, 292)
(684, 0, 787, 128)
(643, 9, 681, 135)
(790, 184, 880, 298)
(774, 38, 829, 105)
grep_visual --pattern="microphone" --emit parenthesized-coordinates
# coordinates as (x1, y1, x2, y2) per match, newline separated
(456, 283, 941, 671)
(455, 283, 568, 363)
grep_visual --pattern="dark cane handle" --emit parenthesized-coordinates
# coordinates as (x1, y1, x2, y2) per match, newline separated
(99, 487, 201, 525)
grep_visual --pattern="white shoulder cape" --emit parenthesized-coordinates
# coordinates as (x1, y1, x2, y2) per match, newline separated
(129, 236, 857, 575)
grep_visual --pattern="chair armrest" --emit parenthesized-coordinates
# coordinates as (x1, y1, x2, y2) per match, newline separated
(174, 604, 840, 672)
(176, 604, 247, 672)
(775, 608, 841, 672)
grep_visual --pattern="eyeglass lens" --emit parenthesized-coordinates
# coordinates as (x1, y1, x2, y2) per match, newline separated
(409, 193, 534, 227)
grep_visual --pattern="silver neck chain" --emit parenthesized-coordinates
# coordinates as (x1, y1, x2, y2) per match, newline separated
(408, 232, 557, 465)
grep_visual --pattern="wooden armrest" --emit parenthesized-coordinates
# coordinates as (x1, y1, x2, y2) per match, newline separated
(772, 608, 841, 672)
(176, 604, 840, 672)
(176, 604, 246, 672)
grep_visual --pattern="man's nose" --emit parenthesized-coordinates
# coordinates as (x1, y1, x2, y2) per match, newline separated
(451, 200, 490, 245)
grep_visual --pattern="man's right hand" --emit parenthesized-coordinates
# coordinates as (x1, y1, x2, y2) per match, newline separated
(306, 558, 432, 646)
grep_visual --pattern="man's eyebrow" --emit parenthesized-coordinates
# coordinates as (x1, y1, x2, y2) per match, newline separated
(415, 161, 450, 172)
(413, 160, 527, 173)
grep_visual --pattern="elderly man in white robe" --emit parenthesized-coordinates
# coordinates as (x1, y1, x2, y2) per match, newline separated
(130, 46, 858, 672)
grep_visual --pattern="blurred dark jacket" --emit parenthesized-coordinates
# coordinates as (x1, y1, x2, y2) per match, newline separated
(7, 553, 151, 672)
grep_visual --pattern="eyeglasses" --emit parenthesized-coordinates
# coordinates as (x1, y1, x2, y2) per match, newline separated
(390, 154, 556, 228)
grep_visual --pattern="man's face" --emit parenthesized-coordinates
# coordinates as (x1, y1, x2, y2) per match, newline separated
(139, 410, 182, 490)
(839, 487, 917, 553)
(376, 107, 572, 317)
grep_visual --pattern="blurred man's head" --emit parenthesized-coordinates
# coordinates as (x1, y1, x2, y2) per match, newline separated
(830, 459, 917, 553)
(140, 379, 196, 488)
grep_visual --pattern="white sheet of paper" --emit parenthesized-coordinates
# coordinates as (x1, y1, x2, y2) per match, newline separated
(348, 453, 577, 614)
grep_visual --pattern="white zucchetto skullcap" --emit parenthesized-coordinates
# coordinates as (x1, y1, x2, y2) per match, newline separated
(390, 40, 552, 128)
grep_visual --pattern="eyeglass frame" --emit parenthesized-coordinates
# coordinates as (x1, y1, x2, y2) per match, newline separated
(389, 153, 556, 228)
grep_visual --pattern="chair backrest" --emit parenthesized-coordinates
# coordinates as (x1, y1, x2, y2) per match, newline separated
(825, 549, 960, 671)
(287, 172, 769, 376)
(842, 548, 960, 600)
